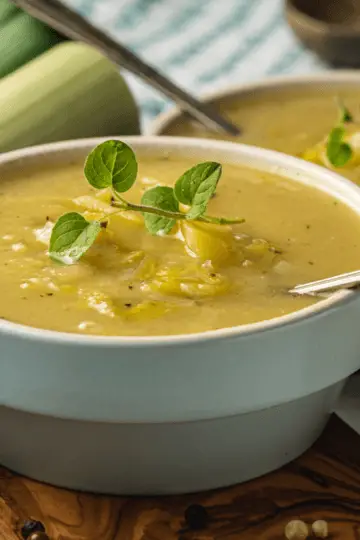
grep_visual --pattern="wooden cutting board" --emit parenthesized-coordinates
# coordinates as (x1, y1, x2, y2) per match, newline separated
(1, 415, 360, 540)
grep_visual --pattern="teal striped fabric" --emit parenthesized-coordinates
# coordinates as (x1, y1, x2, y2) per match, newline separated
(66, 0, 327, 130)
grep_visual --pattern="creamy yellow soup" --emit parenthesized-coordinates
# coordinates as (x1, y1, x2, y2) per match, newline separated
(164, 89, 360, 185)
(1, 155, 360, 337)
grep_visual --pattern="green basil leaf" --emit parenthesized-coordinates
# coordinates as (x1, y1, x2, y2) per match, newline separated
(141, 186, 179, 235)
(49, 212, 101, 264)
(183, 164, 222, 220)
(174, 162, 222, 210)
(340, 105, 353, 124)
(326, 126, 353, 167)
(84, 140, 137, 192)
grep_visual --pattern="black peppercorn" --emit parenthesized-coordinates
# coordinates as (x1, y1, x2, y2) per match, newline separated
(21, 520, 46, 540)
(184, 504, 209, 530)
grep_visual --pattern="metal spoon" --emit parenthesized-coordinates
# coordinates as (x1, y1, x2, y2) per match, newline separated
(289, 269, 360, 296)
(11, 0, 240, 136)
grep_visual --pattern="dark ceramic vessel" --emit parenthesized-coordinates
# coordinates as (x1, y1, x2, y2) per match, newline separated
(285, 0, 360, 67)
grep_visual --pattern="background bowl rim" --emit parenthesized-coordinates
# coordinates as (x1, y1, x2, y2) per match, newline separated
(150, 70, 360, 136)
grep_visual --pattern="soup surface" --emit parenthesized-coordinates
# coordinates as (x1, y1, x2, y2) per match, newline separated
(1, 154, 360, 336)
(164, 88, 360, 184)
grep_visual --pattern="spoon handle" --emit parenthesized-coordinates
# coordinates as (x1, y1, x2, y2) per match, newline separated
(289, 269, 360, 296)
(11, 0, 240, 136)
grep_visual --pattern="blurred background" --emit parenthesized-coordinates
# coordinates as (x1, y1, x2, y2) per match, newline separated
(1, 0, 328, 131)
(63, 0, 325, 128)
(3, 0, 343, 151)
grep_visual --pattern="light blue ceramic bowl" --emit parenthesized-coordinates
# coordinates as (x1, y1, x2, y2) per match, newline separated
(1, 136, 360, 495)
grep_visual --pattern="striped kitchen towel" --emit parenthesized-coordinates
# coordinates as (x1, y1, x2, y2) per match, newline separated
(65, 0, 327, 130)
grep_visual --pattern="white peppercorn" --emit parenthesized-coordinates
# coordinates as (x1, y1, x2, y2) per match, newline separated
(312, 520, 328, 538)
(285, 520, 309, 539)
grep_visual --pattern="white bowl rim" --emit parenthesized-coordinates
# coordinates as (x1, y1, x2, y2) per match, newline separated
(0, 135, 358, 348)
(150, 70, 360, 136)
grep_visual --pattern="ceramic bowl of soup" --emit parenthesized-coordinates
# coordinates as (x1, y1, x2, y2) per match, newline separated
(1, 136, 360, 495)
(151, 71, 360, 186)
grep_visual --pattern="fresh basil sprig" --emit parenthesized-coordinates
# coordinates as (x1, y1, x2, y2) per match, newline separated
(141, 186, 179, 235)
(49, 140, 244, 264)
(84, 139, 138, 192)
(49, 212, 101, 264)
(174, 161, 222, 220)
(326, 103, 353, 167)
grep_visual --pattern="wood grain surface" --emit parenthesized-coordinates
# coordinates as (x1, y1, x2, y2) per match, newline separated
(1, 415, 360, 540)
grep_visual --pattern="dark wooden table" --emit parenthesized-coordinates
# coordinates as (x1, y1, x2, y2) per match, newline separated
(1, 415, 360, 540)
